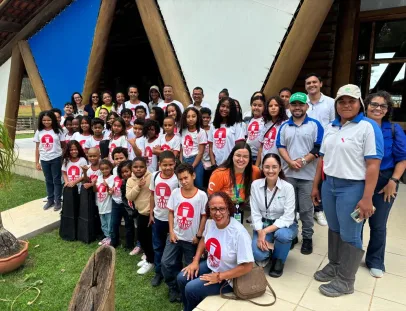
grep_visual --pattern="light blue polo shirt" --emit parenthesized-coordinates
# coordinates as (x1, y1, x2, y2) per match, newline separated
(306, 93, 335, 129)
(276, 115, 324, 180)
(320, 113, 384, 180)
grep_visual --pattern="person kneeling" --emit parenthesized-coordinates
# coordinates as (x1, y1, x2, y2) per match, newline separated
(251, 153, 298, 277)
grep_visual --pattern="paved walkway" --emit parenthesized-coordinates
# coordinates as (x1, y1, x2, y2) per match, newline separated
(197, 184, 406, 311)
(14, 137, 36, 162)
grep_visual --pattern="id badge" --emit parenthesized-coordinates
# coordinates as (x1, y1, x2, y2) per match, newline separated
(234, 213, 242, 223)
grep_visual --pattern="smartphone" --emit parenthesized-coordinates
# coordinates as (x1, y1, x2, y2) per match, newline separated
(351, 206, 376, 223)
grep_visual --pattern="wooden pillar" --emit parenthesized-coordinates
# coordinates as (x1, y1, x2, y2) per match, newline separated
(135, 0, 190, 106)
(4, 46, 24, 144)
(82, 0, 118, 106)
(18, 41, 52, 111)
(332, 0, 360, 95)
(263, 0, 334, 97)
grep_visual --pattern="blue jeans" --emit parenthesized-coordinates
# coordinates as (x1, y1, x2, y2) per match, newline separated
(322, 176, 365, 249)
(41, 156, 62, 202)
(110, 200, 135, 249)
(100, 212, 112, 238)
(152, 218, 169, 275)
(177, 261, 233, 311)
(184, 155, 204, 189)
(365, 170, 397, 271)
(252, 223, 298, 263)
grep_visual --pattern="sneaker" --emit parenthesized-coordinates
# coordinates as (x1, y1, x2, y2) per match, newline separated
(43, 200, 54, 210)
(53, 201, 62, 211)
(314, 211, 327, 226)
(370, 268, 384, 278)
(129, 246, 142, 256)
(102, 238, 111, 246)
(151, 273, 164, 287)
(169, 287, 181, 303)
(137, 262, 154, 275)
(141, 254, 146, 261)
(246, 215, 252, 223)
(98, 238, 108, 246)
(137, 259, 147, 267)
(301, 238, 313, 255)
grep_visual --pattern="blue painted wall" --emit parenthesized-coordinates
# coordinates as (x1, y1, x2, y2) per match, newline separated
(29, 0, 102, 110)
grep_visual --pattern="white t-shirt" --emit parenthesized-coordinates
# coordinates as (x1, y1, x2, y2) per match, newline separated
(144, 137, 160, 172)
(129, 136, 145, 160)
(149, 172, 179, 221)
(258, 121, 284, 164)
(96, 175, 114, 214)
(103, 129, 111, 140)
(187, 101, 211, 111)
(202, 129, 211, 169)
(108, 135, 128, 160)
(112, 171, 123, 204)
(246, 117, 265, 157)
(84, 136, 103, 150)
(181, 128, 207, 158)
(204, 218, 254, 277)
(160, 134, 181, 152)
(167, 188, 207, 242)
(125, 100, 150, 121)
(158, 100, 184, 113)
(208, 123, 245, 165)
(34, 129, 65, 161)
(62, 157, 88, 191)
(86, 166, 101, 184)
(71, 132, 91, 149)
(64, 132, 74, 143)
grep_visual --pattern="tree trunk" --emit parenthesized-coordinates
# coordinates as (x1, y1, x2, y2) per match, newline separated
(0, 213, 21, 258)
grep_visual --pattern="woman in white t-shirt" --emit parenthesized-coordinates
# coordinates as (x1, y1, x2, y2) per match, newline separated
(208, 97, 245, 166)
(177, 192, 254, 311)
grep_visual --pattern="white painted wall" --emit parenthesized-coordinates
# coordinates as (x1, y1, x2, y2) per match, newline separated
(361, 0, 406, 11)
(157, 0, 300, 115)
(0, 58, 11, 122)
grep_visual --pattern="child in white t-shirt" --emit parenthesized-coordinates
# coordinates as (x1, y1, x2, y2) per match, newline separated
(71, 116, 92, 149)
(34, 111, 66, 210)
(107, 118, 128, 162)
(84, 118, 104, 152)
(154, 117, 181, 158)
(246, 96, 265, 162)
(162, 163, 207, 302)
(143, 119, 161, 173)
(127, 119, 145, 160)
(63, 116, 75, 143)
(82, 147, 101, 190)
(62, 141, 88, 195)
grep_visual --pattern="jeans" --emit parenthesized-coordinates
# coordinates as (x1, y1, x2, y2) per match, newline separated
(252, 223, 298, 263)
(100, 213, 112, 238)
(286, 178, 314, 239)
(152, 218, 169, 275)
(322, 176, 365, 249)
(110, 200, 135, 249)
(138, 214, 154, 264)
(314, 181, 324, 213)
(184, 155, 204, 189)
(41, 156, 62, 202)
(161, 238, 197, 289)
(365, 170, 397, 271)
(177, 261, 233, 311)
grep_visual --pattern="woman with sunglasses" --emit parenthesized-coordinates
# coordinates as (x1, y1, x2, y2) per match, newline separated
(84, 92, 100, 119)
(364, 91, 406, 278)
(177, 191, 253, 311)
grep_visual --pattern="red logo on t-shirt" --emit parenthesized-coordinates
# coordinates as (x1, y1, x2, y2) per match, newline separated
(214, 128, 226, 149)
(145, 146, 153, 166)
(113, 176, 122, 196)
(97, 183, 107, 202)
(41, 134, 54, 152)
(90, 174, 98, 183)
(248, 121, 260, 140)
(68, 165, 80, 181)
(177, 202, 194, 230)
(183, 135, 194, 156)
(128, 200, 134, 209)
(79, 140, 86, 147)
(161, 144, 171, 151)
(110, 143, 117, 154)
(155, 182, 171, 209)
(206, 238, 221, 268)
(263, 127, 277, 150)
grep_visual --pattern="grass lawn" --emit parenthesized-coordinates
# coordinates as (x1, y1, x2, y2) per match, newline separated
(18, 105, 41, 117)
(0, 175, 46, 213)
(15, 133, 35, 139)
(0, 231, 181, 310)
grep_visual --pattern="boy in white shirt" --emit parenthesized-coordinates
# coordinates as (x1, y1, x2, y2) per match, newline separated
(161, 163, 207, 302)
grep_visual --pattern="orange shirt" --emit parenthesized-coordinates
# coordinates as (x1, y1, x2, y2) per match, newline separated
(207, 166, 261, 203)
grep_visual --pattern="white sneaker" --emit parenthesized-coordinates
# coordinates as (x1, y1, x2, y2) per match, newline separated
(141, 254, 146, 260)
(137, 262, 154, 275)
(314, 212, 327, 226)
(137, 259, 147, 267)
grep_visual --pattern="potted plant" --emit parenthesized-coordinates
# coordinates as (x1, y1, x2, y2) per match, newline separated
(0, 121, 28, 274)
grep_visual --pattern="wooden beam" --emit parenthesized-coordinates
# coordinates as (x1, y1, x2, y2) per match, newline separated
(135, 0, 190, 107)
(0, 0, 73, 66)
(18, 41, 51, 111)
(263, 0, 334, 98)
(0, 21, 22, 33)
(82, 0, 118, 106)
(4, 45, 24, 145)
(332, 0, 360, 95)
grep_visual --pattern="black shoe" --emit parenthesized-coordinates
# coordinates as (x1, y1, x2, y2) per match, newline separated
(43, 200, 54, 210)
(169, 287, 181, 303)
(301, 238, 313, 255)
(53, 201, 62, 211)
(269, 258, 284, 278)
(290, 236, 298, 250)
(151, 273, 163, 287)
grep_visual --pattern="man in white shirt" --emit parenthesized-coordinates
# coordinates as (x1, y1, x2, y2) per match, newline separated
(305, 73, 334, 227)
(187, 87, 211, 111)
(158, 85, 185, 113)
(125, 85, 150, 120)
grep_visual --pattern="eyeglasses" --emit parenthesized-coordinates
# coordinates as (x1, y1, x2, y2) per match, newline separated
(209, 207, 227, 214)
(369, 102, 388, 110)
(92, 96, 99, 98)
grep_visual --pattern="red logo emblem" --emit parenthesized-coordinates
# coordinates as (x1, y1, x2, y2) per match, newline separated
(155, 182, 171, 209)
(79, 140, 86, 147)
(113, 176, 122, 196)
(206, 238, 221, 268)
(263, 127, 277, 150)
(145, 146, 153, 166)
(176, 202, 194, 230)
(214, 128, 226, 149)
(41, 134, 54, 152)
(90, 174, 98, 183)
(97, 183, 107, 202)
(161, 144, 171, 151)
(67, 165, 80, 182)
(183, 135, 194, 156)
(248, 121, 259, 140)
(110, 143, 117, 154)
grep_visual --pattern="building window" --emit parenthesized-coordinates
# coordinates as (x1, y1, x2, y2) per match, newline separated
(355, 19, 406, 121)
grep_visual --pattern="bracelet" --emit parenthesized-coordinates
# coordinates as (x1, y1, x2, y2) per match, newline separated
(216, 272, 221, 283)
(196, 234, 202, 240)
(390, 177, 399, 184)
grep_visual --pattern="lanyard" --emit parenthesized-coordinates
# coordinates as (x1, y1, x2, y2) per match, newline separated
(264, 180, 278, 212)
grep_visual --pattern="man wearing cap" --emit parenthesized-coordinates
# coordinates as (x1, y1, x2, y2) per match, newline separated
(305, 73, 334, 227)
(311, 84, 383, 297)
(148, 85, 164, 111)
(276, 92, 324, 255)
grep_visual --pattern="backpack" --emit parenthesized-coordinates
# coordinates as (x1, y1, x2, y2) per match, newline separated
(390, 124, 406, 184)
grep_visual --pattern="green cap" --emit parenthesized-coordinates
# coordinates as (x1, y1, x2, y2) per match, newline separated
(289, 92, 308, 104)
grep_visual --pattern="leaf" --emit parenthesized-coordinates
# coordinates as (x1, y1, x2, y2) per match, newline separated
(34, 244, 40, 248)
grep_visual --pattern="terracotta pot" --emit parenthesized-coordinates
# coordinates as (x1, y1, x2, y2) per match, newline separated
(0, 240, 29, 274)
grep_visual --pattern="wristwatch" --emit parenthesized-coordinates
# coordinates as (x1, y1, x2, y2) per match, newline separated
(196, 234, 202, 240)
(390, 177, 399, 184)
(301, 157, 307, 166)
